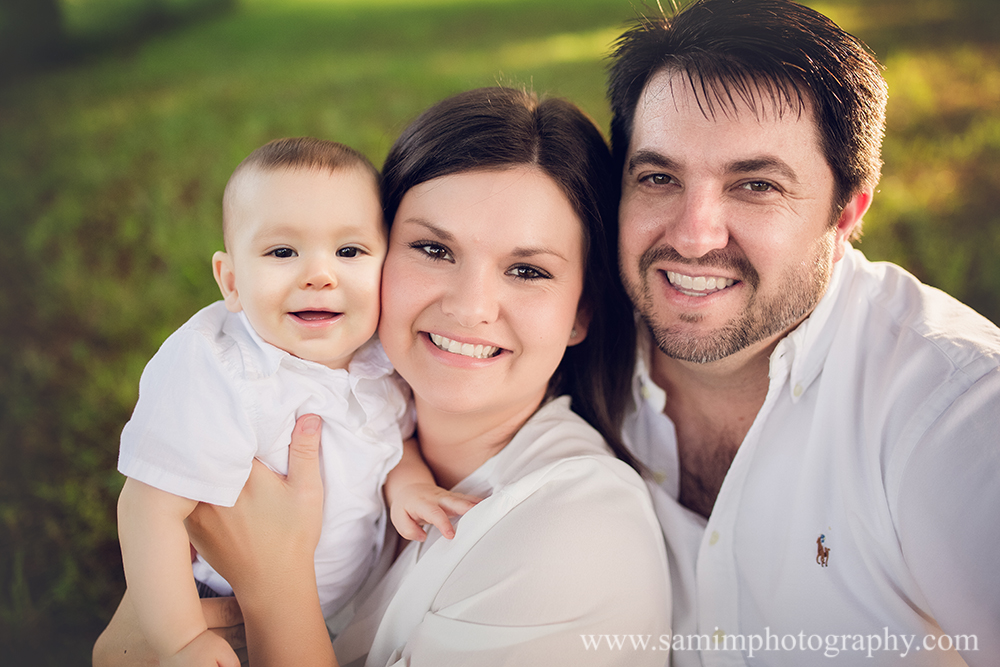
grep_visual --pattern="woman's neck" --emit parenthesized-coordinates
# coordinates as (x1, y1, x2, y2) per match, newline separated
(415, 393, 546, 489)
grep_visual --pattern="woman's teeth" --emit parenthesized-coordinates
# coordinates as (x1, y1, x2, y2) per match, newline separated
(429, 333, 499, 359)
(666, 271, 736, 296)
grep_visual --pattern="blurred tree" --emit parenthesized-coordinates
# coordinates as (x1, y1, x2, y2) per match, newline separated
(0, 0, 66, 80)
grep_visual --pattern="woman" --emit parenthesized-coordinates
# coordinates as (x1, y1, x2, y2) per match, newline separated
(95, 87, 670, 666)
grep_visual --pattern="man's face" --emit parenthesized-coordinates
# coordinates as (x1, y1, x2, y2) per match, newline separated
(618, 69, 858, 364)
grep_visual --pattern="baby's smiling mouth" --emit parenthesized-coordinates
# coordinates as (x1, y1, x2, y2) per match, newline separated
(429, 333, 501, 359)
(292, 310, 341, 321)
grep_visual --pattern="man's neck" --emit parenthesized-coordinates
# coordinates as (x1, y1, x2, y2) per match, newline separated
(414, 394, 546, 490)
(649, 341, 775, 518)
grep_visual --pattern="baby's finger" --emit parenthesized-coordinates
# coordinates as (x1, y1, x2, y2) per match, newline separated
(392, 511, 429, 542)
(420, 505, 457, 539)
(438, 493, 480, 517)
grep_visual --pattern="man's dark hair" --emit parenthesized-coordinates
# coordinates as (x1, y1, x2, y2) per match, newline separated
(381, 87, 639, 470)
(608, 0, 887, 212)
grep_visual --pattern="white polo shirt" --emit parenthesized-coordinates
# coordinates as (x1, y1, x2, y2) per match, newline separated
(625, 249, 1000, 666)
(119, 301, 411, 620)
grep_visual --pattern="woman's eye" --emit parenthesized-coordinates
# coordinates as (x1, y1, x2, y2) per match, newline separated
(507, 265, 551, 281)
(411, 242, 453, 262)
(267, 247, 296, 258)
(644, 173, 673, 186)
(337, 246, 362, 258)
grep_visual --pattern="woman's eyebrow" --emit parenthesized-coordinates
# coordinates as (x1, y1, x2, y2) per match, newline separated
(510, 245, 568, 261)
(402, 217, 568, 262)
(399, 217, 455, 241)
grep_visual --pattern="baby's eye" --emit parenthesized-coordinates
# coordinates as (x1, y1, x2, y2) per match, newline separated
(507, 265, 551, 281)
(337, 246, 363, 258)
(267, 247, 297, 259)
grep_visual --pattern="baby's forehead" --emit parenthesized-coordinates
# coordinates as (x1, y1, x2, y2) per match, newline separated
(223, 164, 383, 243)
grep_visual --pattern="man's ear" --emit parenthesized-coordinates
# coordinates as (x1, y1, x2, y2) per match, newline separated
(212, 251, 242, 313)
(832, 189, 874, 263)
(568, 301, 591, 347)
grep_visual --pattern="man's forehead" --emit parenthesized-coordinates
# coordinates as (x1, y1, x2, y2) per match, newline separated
(636, 67, 810, 126)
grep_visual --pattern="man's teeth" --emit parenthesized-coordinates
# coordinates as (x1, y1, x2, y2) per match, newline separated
(666, 271, 736, 296)
(429, 333, 499, 359)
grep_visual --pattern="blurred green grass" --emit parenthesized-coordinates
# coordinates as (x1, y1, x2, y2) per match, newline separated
(1, 0, 998, 662)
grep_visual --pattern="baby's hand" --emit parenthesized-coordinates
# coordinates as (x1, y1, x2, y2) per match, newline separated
(162, 628, 241, 667)
(390, 483, 481, 541)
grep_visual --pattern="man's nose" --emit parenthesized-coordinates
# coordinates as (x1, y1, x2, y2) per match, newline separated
(668, 189, 730, 259)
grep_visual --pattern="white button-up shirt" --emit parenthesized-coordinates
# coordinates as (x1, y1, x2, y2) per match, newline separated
(625, 249, 1000, 666)
(119, 301, 411, 619)
(334, 397, 671, 666)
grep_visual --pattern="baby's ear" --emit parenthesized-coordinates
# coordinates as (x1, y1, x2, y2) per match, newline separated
(212, 251, 242, 312)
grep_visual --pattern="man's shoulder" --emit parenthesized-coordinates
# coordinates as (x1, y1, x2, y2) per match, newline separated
(846, 250, 1000, 374)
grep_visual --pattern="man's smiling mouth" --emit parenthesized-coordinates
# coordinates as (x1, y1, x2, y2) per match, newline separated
(666, 271, 737, 297)
(429, 333, 501, 359)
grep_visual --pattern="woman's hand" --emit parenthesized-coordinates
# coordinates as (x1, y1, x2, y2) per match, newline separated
(185, 414, 336, 667)
(185, 414, 325, 603)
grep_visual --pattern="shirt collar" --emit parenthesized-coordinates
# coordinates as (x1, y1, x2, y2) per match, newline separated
(631, 248, 858, 406)
(232, 311, 393, 383)
(771, 246, 856, 403)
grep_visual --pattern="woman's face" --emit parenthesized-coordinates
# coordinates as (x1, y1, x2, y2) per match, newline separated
(379, 166, 588, 420)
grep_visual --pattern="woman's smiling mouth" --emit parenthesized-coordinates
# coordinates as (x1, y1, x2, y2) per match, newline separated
(429, 333, 501, 359)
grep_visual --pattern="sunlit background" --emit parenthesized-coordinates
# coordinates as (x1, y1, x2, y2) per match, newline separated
(1, 0, 998, 662)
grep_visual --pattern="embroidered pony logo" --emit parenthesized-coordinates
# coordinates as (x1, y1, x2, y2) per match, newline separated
(816, 534, 830, 567)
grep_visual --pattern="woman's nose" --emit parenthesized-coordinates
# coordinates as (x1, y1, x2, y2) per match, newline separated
(441, 266, 499, 328)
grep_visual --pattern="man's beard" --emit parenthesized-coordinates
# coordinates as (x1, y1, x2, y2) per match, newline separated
(624, 238, 836, 364)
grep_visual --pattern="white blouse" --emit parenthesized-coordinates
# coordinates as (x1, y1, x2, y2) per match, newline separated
(334, 396, 672, 666)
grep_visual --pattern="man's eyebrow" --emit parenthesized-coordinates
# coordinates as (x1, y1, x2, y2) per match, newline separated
(727, 157, 799, 183)
(627, 149, 680, 174)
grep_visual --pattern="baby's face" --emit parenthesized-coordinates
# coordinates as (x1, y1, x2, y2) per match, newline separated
(215, 166, 386, 370)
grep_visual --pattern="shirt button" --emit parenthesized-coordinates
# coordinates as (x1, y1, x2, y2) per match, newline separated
(640, 384, 651, 399)
(793, 384, 804, 398)
(709, 530, 720, 546)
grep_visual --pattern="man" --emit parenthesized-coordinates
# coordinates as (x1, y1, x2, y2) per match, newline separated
(610, 0, 1000, 665)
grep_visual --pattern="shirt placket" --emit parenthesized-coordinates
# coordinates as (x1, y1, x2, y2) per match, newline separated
(696, 341, 794, 666)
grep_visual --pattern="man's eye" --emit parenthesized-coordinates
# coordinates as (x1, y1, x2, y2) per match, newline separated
(337, 246, 362, 258)
(646, 173, 673, 186)
(268, 247, 296, 258)
(743, 181, 774, 192)
(507, 265, 551, 281)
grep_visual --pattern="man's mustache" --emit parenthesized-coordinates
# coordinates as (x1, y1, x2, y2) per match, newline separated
(638, 245, 760, 290)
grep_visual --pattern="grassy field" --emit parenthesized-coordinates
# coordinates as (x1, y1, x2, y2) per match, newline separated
(1, 0, 998, 662)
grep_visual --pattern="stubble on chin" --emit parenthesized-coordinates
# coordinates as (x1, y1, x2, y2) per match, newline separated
(624, 239, 835, 364)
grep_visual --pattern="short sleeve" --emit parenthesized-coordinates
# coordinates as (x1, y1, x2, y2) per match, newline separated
(118, 326, 259, 506)
(894, 366, 1000, 665)
(400, 457, 671, 666)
